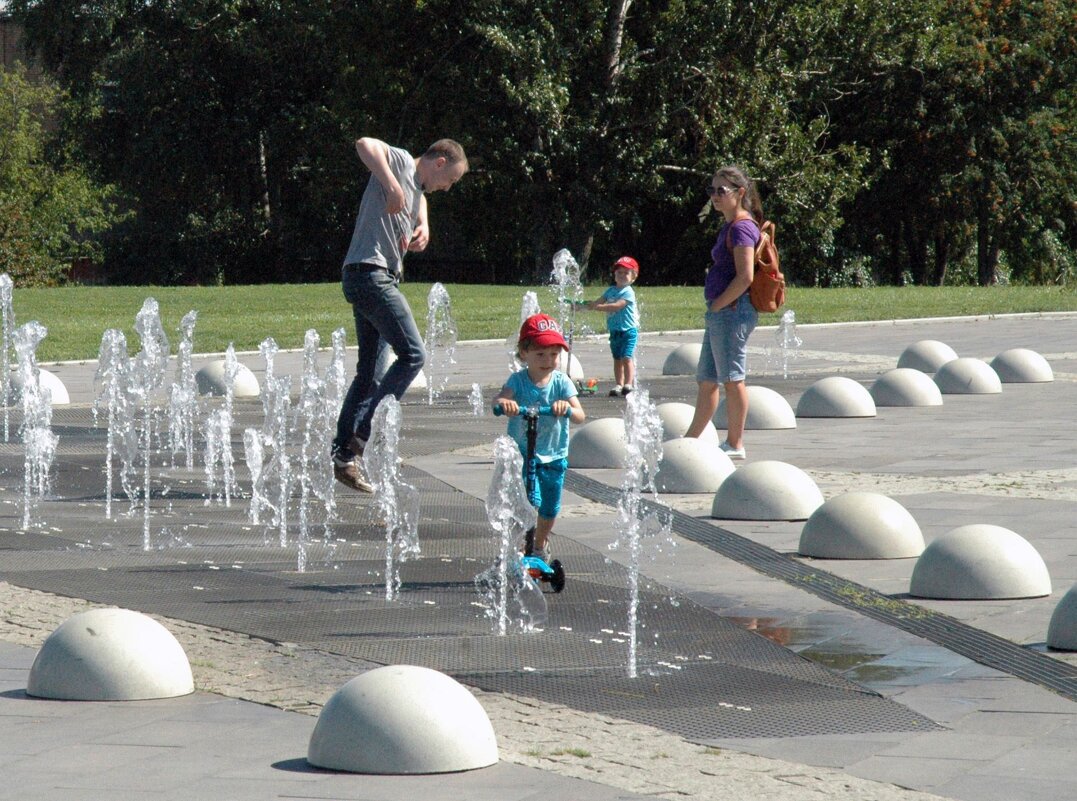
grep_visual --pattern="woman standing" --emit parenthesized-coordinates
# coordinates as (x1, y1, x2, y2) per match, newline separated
(684, 165, 762, 459)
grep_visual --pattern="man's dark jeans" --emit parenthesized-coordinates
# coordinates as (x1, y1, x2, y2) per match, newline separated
(333, 265, 426, 454)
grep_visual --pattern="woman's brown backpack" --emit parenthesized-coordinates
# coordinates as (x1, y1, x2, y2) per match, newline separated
(727, 220, 786, 313)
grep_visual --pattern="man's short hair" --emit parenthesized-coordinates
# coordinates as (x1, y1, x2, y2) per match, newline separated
(423, 139, 468, 169)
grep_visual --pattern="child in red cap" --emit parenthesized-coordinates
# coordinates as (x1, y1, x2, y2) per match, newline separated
(583, 256, 640, 396)
(494, 313, 586, 561)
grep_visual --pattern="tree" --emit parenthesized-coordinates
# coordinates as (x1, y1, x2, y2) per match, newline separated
(0, 64, 122, 286)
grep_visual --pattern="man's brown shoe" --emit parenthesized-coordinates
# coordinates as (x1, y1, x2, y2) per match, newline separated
(333, 455, 373, 492)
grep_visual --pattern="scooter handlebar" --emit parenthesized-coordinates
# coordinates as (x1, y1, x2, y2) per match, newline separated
(492, 404, 557, 417)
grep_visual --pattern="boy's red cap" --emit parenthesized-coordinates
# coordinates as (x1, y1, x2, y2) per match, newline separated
(614, 256, 640, 272)
(519, 313, 568, 351)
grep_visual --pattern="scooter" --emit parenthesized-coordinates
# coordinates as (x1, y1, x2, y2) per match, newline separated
(492, 404, 566, 593)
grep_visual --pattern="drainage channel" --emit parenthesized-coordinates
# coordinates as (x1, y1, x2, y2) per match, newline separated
(564, 471, 1077, 703)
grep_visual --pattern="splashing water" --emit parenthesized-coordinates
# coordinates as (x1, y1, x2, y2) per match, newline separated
(130, 299, 171, 551)
(259, 337, 280, 438)
(266, 375, 292, 547)
(13, 321, 58, 530)
(610, 389, 673, 678)
(425, 282, 457, 404)
(475, 436, 546, 634)
(0, 273, 14, 442)
(550, 249, 590, 378)
(775, 309, 802, 379)
(94, 329, 136, 519)
(469, 383, 484, 416)
(243, 427, 266, 525)
(168, 311, 199, 468)
(317, 328, 348, 540)
(364, 396, 420, 600)
(507, 291, 541, 374)
(295, 329, 327, 572)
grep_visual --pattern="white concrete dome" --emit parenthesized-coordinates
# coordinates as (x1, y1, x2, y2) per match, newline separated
(655, 437, 735, 494)
(716, 385, 797, 430)
(656, 402, 719, 444)
(26, 608, 193, 701)
(195, 360, 261, 397)
(870, 368, 943, 407)
(9, 368, 70, 405)
(569, 417, 627, 468)
(933, 358, 1002, 395)
(557, 352, 584, 381)
(909, 524, 1051, 600)
(795, 376, 876, 418)
(897, 340, 958, 373)
(662, 343, 703, 376)
(1046, 583, 1077, 651)
(711, 460, 824, 521)
(307, 665, 498, 774)
(990, 348, 1053, 383)
(799, 492, 925, 559)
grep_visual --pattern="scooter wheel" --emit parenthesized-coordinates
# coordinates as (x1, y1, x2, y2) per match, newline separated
(548, 559, 566, 593)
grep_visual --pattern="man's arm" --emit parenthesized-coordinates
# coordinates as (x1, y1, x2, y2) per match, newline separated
(409, 194, 429, 252)
(355, 137, 406, 214)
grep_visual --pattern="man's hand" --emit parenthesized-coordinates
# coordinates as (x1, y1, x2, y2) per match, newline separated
(407, 222, 429, 252)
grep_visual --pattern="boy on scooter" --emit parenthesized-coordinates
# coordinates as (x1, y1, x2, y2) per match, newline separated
(494, 314, 586, 563)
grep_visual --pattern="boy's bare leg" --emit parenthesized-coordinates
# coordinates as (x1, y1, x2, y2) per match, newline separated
(622, 357, 635, 388)
(613, 360, 626, 387)
(534, 516, 555, 553)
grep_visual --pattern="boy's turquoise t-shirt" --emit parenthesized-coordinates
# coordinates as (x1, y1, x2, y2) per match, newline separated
(502, 369, 578, 463)
(600, 285, 639, 332)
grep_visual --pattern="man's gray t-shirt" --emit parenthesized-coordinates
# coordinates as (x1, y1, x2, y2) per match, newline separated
(342, 145, 421, 276)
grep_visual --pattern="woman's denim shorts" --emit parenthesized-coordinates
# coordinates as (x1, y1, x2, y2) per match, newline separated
(696, 294, 758, 384)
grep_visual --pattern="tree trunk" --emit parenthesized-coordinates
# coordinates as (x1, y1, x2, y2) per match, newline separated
(932, 230, 949, 286)
(976, 203, 999, 285)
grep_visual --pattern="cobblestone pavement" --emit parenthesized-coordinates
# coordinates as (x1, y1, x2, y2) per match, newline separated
(1, 581, 949, 801)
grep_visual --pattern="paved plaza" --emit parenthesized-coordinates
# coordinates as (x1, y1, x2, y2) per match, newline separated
(2, 312, 1077, 800)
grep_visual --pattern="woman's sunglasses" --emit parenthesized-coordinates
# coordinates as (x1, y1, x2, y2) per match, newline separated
(706, 185, 737, 198)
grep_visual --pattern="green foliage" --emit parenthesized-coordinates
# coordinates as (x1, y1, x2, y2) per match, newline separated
(0, 64, 122, 286)
(9, 0, 1075, 287)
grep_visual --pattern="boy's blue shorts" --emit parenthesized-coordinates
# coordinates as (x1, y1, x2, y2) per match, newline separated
(609, 328, 638, 360)
(526, 458, 568, 519)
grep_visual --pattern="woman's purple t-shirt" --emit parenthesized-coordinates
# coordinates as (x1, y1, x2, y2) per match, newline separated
(704, 218, 761, 302)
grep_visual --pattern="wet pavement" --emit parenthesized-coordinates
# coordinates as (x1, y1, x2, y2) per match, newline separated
(2, 310, 1077, 801)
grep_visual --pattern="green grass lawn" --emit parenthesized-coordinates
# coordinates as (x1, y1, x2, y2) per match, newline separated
(11, 282, 1077, 363)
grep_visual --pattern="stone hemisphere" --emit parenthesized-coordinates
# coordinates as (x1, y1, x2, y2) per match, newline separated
(990, 348, 1054, 383)
(870, 368, 944, 407)
(799, 492, 925, 559)
(195, 360, 261, 398)
(307, 665, 498, 774)
(795, 376, 877, 418)
(557, 352, 584, 381)
(711, 460, 824, 520)
(909, 524, 1051, 600)
(897, 340, 958, 373)
(656, 402, 719, 444)
(9, 368, 71, 405)
(662, 343, 703, 376)
(655, 437, 735, 494)
(1046, 583, 1077, 651)
(26, 608, 194, 701)
(569, 417, 627, 468)
(717, 385, 797, 430)
(933, 358, 1002, 395)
